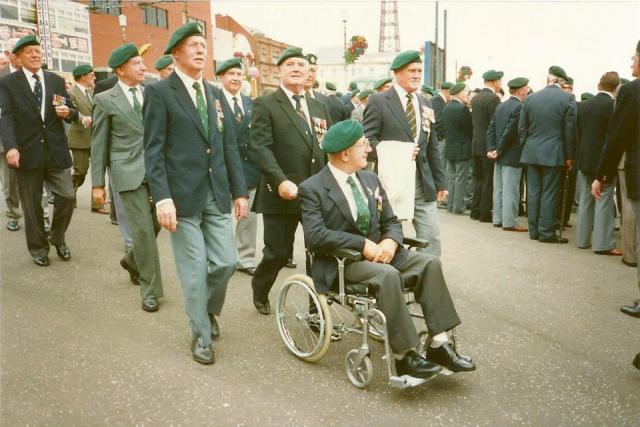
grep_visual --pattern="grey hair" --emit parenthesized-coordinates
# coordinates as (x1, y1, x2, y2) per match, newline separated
(547, 74, 566, 85)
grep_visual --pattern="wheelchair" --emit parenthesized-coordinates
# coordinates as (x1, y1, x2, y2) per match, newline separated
(275, 237, 457, 389)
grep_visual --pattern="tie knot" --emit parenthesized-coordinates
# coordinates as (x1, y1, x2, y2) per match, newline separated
(406, 93, 413, 100)
(32, 73, 40, 81)
(129, 87, 137, 94)
(292, 94, 303, 102)
(232, 96, 238, 102)
(193, 81, 201, 91)
(347, 176, 356, 185)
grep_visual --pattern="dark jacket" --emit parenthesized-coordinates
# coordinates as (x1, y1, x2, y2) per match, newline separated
(486, 96, 524, 167)
(94, 76, 118, 95)
(362, 87, 446, 202)
(249, 87, 330, 215)
(442, 99, 472, 161)
(0, 69, 78, 170)
(596, 78, 640, 199)
(430, 93, 446, 141)
(325, 94, 350, 124)
(519, 84, 577, 167)
(576, 92, 615, 176)
(470, 88, 500, 157)
(142, 72, 247, 217)
(299, 167, 407, 293)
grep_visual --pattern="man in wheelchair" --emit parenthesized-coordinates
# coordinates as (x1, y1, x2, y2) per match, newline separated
(298, 120, 476, 378)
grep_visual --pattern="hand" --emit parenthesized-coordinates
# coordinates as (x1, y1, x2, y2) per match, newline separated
(55, 105, 71, 119)
(92, 187, 106, 205)
(278, 180, 298, 200)
(373, 238, 397, 264)
(234, 196, 249, 221)
(5, 148, 19, 168)
(565, 160, 574, 170)
(487, 150, 497, 160)
(436, 190, 448, 202)
(362, 239, 379, 261)
(156, 200, 177, 232)
(81, 116, 92, 128)
(411, 143, 420, 160)
(591, 179, 604, 200)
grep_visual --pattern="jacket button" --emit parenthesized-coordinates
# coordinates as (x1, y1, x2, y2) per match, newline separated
(311, 159, 315, 164)
(209, 168, 212, 172)
(206, 149, 211, 154)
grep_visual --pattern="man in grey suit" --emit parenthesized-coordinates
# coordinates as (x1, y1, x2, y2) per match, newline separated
(519, 66, 577, 243)
(91, 44, 164, 312)
(363, 50, 447, 257)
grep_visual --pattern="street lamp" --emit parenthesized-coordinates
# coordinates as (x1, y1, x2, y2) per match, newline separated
(118, 14, 127, 42)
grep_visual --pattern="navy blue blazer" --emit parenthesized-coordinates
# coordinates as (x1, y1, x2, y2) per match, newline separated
(486, 96, 524, 167)
(143, 72, 247, 217)
(442, 100, 472, 161)
(576, 92, 615, 176)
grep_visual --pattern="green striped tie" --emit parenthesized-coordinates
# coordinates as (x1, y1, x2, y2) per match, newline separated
(192, 81, 209, 135)
(129, 87, 142, 120)
(347, 176, 370, 235)
(406, 93, 417, 140)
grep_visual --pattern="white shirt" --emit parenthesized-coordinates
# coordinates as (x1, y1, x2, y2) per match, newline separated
(117, 80, 143, 109)
(393, 83, 420, 143)
(174, 65, 206, 108)
(281, 84, 311, 128)
(22, 67, 45, 120)
(328, 162, 367, 221)
(75, 82, 92, 102)
(223, 87, 244, 115)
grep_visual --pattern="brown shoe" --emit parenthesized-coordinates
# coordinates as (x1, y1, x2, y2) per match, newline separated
(595, 248, 623, 256)
(503, 226, 528, 232)
(92, 207, 110, 215)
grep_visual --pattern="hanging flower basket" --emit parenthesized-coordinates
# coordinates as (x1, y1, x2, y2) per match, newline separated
(344, 35, 368, 65)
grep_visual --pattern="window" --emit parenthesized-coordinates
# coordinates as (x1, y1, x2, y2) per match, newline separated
(186, 17, 205, 36)
(142, 5, 168, 29)
(0, 4, 18, 20)
(88, 0, 119, 16)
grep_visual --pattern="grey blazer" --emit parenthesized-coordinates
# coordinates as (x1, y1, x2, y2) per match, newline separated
(91, 83, 146, 192)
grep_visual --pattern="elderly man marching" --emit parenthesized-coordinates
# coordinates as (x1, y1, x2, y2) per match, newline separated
(144, 23, 248, 364)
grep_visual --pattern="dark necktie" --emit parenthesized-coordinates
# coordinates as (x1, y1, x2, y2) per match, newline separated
(292, 94, 308, 123)
(129, 87, 142, 120)
(192, 81, 209, 135)
(347, 176, 370, 235)
(32, 73, 42, 112)
(405, 93, 417, 140)
(85, 88, 92, 104)
(232, 96, 243, 123)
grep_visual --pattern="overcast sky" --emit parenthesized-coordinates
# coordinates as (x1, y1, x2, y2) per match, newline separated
(213, 0, 639, 95)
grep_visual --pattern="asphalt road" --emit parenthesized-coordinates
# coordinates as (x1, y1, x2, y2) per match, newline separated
(1, 183, 639, 426)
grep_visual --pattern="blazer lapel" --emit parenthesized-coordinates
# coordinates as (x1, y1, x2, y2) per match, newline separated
(307, 98, 326, 146)
(204, 82, 219, 143)
(241, 94, 252, 127)
(110, 83, 143, 132)
(275, 88, 312, 148)
(385, 87, 413, 141)
(322, 168, 359, 231)
(169, 73, 207, 141)
(71, 84, 92, 112)
(15, 71, 42, 121)
(43, 72, 58, 123)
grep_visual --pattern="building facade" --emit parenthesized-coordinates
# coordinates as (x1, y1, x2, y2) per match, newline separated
(315, 47, 394, 93)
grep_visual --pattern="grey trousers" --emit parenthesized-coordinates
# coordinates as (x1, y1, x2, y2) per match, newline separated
(109, 172, 133, 249)
(119, 184, 164, 301)
(619, 170, 637, 264)
(575, 171, 616, 251)
(413, 172, 441, 257)
(526, 165, 562, 240)
(0, 155, 21, 220)
(446, 159, 472, 214)
(345, 251, 461, 353)
(493, 163, 523, 228)
(171, 189, 236, 347)
(235, 188, 257, 269)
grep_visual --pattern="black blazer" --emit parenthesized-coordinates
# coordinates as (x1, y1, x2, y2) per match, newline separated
(596, 78, 640, 199)
(143, 72, 247, 217)
(486, 96, 523, 167)
(470, 88, 500, 157)
(362, 87, 446, 202)
(442, 100, 472, 161)
(325, 94, 350, 124)
(299, 166, 407, 293)
(250, 87, 330, 215)
(576, 92, 615, 176)
(0, 69, 78, 170)
(430, 93, 446, 141)
(94, 76, 118, 95)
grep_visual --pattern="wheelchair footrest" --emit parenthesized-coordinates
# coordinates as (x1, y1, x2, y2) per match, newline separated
(389, 374, 436, 389)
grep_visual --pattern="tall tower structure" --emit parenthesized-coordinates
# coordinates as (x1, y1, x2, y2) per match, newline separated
(378, 0, 401, 53)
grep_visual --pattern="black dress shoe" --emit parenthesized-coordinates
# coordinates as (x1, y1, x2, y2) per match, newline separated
(208, 313, 220, 339)
(621, 301, 640, 318)
(191, 340, 215, 365)
(33, 255, 50, 267)
(493, 223, 502, 228)
(426, 342, 476, 372)
(622, 259, 638, 268)
(142, 296, 159, 312)
(120, 258, 140, 285)
(238, 266, 256, 276)
(6, 219, 19, 231)
(539, 235, 568, 244)
(633, 352, 640, 370)
(110, 218, 119, 226)
(395, 350, 442, 379)
(253, 298, 271, 315)
(285, 258, 297, 269)
(51, 241, 71, 260)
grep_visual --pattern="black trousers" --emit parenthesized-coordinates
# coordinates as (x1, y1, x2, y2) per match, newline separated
(16, 167, 74, 258)
(252, 213, 301, 302)
(471, 156, 494, 221)
(556, 167, 576, 225)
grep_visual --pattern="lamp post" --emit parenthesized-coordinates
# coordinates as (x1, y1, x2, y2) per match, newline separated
(341, 9, 347, 89)
(118, 14, 127, 42)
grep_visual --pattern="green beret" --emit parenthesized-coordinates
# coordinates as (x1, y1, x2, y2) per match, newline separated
(154, 55, 173, 71)
(421, 85, 436, 95)
(348, 81, 358, 91)
(72, 64, 93, 78)
(325, 82, 337, 91)
(548, 65, 568, 80)
(482, 69, 504, 81)
(108, 43, 139, 69)
(357, 89, 373, 100)
(321, 120, 364, 153)
(449, 83, 466, 96)
(350, 89, 360, 97)
(306, 54, 317, 65)
(620, 78, 630, 85)
(373, 77, 392, 90)
(391, 50, 421, 71)
(12, 34, 39, 54)
(580, 92, 594, 101)
(566, 76, 574, 86)
(336, 91, 343, 98)
(276, 47, 305, 66)
(216, 57, 242, 75)
(439, 81, 454, 90)
(507, 77, 529, 89)
(164, 22, 204, 54)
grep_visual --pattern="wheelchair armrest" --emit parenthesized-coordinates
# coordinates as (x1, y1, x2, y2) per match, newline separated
(403, 237, 429, 249)
(315, 248, 363, 262)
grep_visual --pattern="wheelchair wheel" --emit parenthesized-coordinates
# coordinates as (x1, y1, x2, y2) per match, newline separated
(345, 349, 373, 388)
(275, 274, 332, 362)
